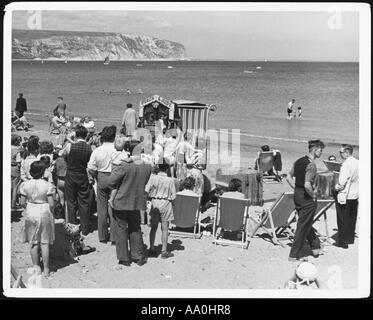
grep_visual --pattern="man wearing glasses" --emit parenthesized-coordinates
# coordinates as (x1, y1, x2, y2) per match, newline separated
(334, 144, 359, 249)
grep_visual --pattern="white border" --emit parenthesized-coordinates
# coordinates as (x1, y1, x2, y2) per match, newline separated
(3, 2, 371, 298)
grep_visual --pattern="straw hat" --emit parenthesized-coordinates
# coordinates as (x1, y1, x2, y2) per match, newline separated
(296, 262, 318, 282)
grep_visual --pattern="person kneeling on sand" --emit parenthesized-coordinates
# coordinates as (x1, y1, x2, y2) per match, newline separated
(284, 262, 325, 289)
(145, 161, 177, 259)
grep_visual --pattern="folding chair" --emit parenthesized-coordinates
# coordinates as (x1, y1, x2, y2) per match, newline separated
(256, 151, 281, 182)
(249, 192, 296, 247)
(323, 160, 342, 173)
(45, 114, 64, 135)
(312, 199, 335, 245)
(169, 192, 202, 239)
(212, 195, 250, 249)
(11, 265, 26, 288)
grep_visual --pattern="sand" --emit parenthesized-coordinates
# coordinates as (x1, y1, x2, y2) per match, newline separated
(9, 126, 359, 291)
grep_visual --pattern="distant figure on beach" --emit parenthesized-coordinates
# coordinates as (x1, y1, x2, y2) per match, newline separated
(297, 106, 302, 119)
(138, 89, 143, 95)
(15, 93, 27, 118)
(287, 99, 295, 120)
(121, 103, 138, 137)
(53, 97, 67, 117)
(126, 89, 132, 95)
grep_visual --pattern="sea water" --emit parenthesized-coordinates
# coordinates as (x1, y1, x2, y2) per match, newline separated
(11, 60, 359, 145)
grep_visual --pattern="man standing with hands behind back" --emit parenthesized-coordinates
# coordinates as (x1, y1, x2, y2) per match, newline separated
(334, 144, 359, 249)
(286, 139, 325, 262)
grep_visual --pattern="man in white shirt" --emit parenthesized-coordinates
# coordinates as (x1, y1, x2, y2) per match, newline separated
(334, 144, 359, 248)
(87, 125, 117, 243)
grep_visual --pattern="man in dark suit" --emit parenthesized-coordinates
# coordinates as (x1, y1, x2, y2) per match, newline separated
(109, 142, 152, 266)
(15, 93, 27, 117)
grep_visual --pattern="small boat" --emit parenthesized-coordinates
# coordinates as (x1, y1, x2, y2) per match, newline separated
(167, 66, 173, 69)
(256, 66, 262, 69)
(104, 55, 110, 65)
(243, 70, 254, 73)
(136, 63, 143, 67)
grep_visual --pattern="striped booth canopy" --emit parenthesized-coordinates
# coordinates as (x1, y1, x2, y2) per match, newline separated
(172, 100, 217, 147)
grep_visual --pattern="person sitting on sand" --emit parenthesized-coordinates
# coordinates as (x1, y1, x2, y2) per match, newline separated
(284, 262, 325, 289)
(12, 111, 31, 131)
(19, 161, 56, 278)
(145, 161, 177, 259)
(53, 96, 67, 117)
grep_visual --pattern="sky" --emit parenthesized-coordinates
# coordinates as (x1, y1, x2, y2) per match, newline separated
(12, 10, 359, 61)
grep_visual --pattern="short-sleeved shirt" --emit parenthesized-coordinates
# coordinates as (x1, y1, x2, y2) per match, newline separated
(145, 172, 176, 201)
(19, 179, 55, 204)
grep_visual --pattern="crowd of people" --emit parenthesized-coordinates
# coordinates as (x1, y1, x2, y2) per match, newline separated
(11, 95, 359, 288)
(11, 106, 210, 276)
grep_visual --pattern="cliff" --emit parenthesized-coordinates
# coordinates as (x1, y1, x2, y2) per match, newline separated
(12, 29, 188, 60)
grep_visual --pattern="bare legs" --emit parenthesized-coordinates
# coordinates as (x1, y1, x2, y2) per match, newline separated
(30, 243, 50, 276)
(149, 219, 169, 253)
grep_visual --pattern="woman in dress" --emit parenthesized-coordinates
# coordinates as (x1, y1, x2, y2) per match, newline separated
(19, 161, 56, 277)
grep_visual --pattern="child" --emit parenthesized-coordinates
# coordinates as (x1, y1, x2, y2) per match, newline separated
(39, 156, 53, 183)
(145, 161, 177, 259)
(284, 262, 324, 289)
(108, 136, 130, 208)
(19, 161, 56, 277)
(297, 106, 302, 119)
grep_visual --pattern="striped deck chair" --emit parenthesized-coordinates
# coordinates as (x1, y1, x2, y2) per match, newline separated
(212, 195, 250, 249)
(169, 192, 202, 239)
(249, 192, 296, 247)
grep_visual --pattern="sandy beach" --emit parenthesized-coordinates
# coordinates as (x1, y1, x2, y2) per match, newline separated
(9, 127, 359, 290)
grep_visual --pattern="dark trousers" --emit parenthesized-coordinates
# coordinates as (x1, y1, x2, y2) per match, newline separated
(112, 209, 145, 262)
(336, 199, 358, 244)
(289, 187, 320, 259)
(65, 170, 91, 235)
(97, 172, 115, 242)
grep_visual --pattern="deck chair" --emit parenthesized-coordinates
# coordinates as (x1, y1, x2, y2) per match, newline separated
(11, 265, 26, 288)
(249, 192, 296, 247)
(169, 192, 202, 239)
(256, 151, 280, 182)
(323, 160, 342, 173)
(45, 114, 65, 135)
(312, 199, 335, 245)
(212, 195, 250, 249)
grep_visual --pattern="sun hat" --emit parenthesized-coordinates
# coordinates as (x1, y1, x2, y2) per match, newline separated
(296, 262, 318, 284)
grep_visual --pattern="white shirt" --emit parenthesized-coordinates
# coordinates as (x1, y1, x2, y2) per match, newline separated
(87, 142, 116, 173)
(338, 156, 359, 200)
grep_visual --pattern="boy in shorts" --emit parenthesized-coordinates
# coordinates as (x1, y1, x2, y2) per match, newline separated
(145, 161, 176, 259)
